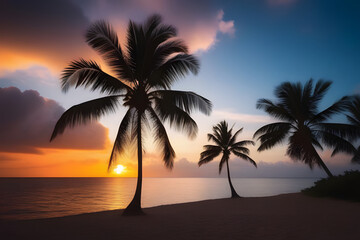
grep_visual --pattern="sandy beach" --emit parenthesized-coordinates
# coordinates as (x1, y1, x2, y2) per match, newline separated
(1, 193, 359, 240)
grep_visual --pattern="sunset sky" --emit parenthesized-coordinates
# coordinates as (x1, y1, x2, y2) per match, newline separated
(1, 0, 360, 177)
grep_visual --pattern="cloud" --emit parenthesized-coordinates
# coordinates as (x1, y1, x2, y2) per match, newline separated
(213, 110, 272, 123)
(0, 86, 110, 153)
(0, 153, 16, 161)
(0, 66, 58, 91)
(217, 10, 235, 36)
(0, 65, 108, 110)
(176, 9, 235, 52)
(0, 0, 235, 72)
(75, 0, 236, 53)
(142, 156, 360, 178)
(0, 0, 90, 71)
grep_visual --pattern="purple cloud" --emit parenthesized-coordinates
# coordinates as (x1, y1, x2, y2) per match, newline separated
(0, 87, 110, 153)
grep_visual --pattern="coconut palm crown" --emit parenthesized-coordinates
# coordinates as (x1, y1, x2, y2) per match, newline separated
(50, 15, 212, 215)
(199, 121, 256, 198)
(254, 79, 358, 177)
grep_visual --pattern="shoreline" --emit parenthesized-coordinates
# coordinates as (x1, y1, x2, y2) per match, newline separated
(1, 193, 359, 240)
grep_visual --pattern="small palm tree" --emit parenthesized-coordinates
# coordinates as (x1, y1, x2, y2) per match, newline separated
(254, 79, 358, 177)
(199, 121, 256, 198)
(50, 15, 212, 215)
(346, 95, 360, 162)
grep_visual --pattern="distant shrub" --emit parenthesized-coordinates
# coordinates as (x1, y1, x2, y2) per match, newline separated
(302, 170, 360, 201)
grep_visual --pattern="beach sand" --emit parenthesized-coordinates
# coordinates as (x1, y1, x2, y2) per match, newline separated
(1, 193, 359, 240)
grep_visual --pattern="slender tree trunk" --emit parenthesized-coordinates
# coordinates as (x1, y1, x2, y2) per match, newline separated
(313, 148, 333, 178)
(226, 160, 240, 198)
(123, 112, 144, 215)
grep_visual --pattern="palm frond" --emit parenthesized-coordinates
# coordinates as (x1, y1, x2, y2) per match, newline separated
(129, 109, 150, 144)
(199, 145, 222, 166)
(126, 20, 146, 81)
(143, 15, 162, 37)
(230, 140, 255, 149)
(352, 146, 360, 163)
(230, 146, 250, 155)
(256, 99, 294, 121)
(141, 15, 183, 79)
(207, 133, 222, 147)
(228, 128, 243, 146)
(147, 107, 175, 169)
(347, 115, 360, 127)
(148, 54, 199, 89)
(312, 80, 332, 103)
(108, 108, 134, 169)
(151, 39, 188, 68)
(61, 58, 129, 94)
(212, 122, 229, 144)
(257, 131, 289, 152)
(314, 130, 357, 156)
(153, 97, 198, 138)
(254, 122, 292, 139)
(86, 20, 134, 82)
(286, 131, 321, 169)
(302, 79, 314, 103)
(149, 22, 177, 47)
(50, 95, 120, 141)
(202, 145, 223, 151)
(219, 153, 229, 174)
(316, 123, 360, 141)
(274, 81, 300, 107)
(346, 95, 360, 126)
(143, 14, 178, 48)
(150, 90, 212, 115)
(254, 123, 291, 151)
(232, 151, 257, 167)
(311, 137, 324, 151)
(309, 96, 349, 124)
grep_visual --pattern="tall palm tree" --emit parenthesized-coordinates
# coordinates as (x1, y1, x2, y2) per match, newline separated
(199, 121, 256, 198)
(254, 79, 358, 178)
(346, 95, 360, 163)
(50, 15, 212, 215)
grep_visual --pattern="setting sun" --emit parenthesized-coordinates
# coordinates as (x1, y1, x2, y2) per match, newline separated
(114, 164, 126, 175)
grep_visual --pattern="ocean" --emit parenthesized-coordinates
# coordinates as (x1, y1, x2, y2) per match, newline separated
(0, 177, 318, 220)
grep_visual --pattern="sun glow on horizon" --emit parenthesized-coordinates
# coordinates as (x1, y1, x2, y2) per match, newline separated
(114, 164, 126, 175)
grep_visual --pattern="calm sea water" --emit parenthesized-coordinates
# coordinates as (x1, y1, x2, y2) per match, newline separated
(0, 177, 317, 220)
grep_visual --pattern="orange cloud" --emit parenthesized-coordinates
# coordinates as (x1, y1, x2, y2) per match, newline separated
(0, 0, 91, 72)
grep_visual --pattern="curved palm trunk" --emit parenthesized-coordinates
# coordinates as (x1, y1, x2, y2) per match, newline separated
(123, 112, 144, 215)
(313, 149, 333, 178)
(226, 160, 240, 198)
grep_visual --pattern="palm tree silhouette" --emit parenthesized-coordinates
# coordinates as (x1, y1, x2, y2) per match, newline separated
(50, 15, 212, 215)
(199, 121, 256, 198)
(346, 95, 360, 162)
(254, 79, 357, 177)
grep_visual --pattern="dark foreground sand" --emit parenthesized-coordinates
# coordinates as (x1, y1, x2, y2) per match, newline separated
(1, 193, 359, 240)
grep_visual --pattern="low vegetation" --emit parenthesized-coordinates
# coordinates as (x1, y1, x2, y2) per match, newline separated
(302, 170, 360, 201)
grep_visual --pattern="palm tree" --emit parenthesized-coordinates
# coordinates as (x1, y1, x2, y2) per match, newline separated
(254, 79, 358, 178)
(199, 121, 256, 198)
(346, 95, 360, 163)
(50, 15, 212, 215)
